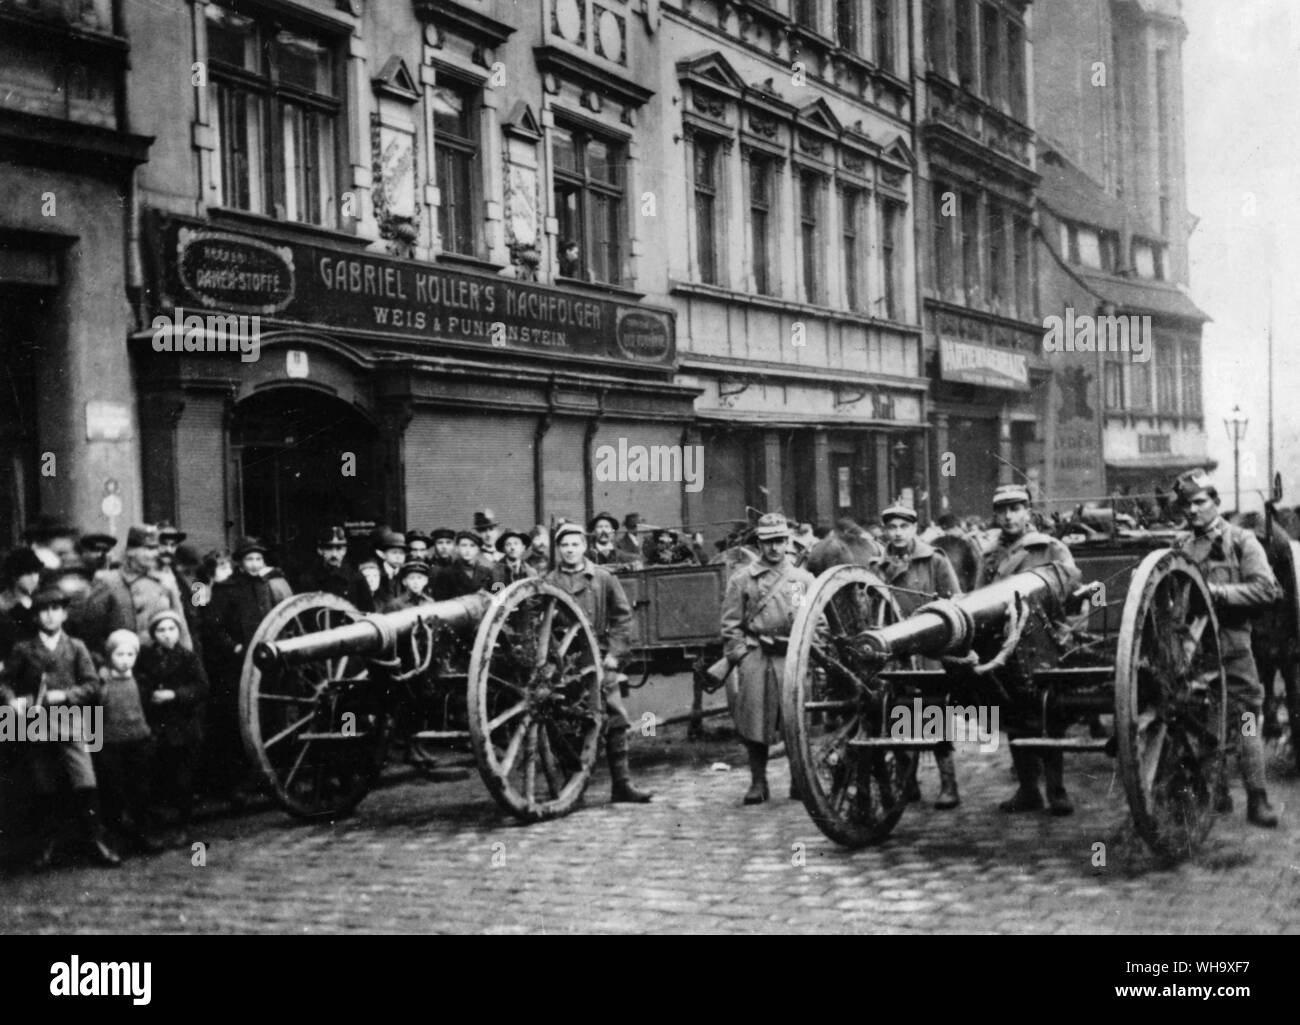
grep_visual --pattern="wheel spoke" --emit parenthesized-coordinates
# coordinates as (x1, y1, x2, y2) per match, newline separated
(534, 598, 557, 666)
(523, 722, 539, 804)
(488, 701, 528, 733)
(265, 709, 318, 749)
(537, 724, 563, 799)
(498, 714, 532, 776)
(282, 738, 314, 790)
(1139, 720, 1168, 796)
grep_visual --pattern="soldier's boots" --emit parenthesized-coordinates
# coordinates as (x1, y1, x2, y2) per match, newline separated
(743, 740, 769, 805)
(999, 748, 1045, 813)
(934, 750, 960, 810)
(1247, 789, 1279, 828)
(607, 729, 653, 804)
(1041, 751, 1074, 817)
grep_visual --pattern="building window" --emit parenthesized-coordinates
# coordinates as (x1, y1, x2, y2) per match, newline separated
(932, 181, 953, 296)
(987, 202, 1005, 303)
(1156, 49, 1171, 237)
(693, 137, 720, 285)
(981, 4, 1002, 107)
(955, 0, 976, 88)
(749, 154, 774, 295)
(836, 0, 858, 51)
(874, 0, 894, 73)
(1182, 341, 1202, 415)
(1129, 359, 1151, 411)
(553, 124, 626, 284)
(1007, 20, 1026, 120)
(881, 199, 902, 320)
(800, 171, 823, 304)
(1132, 239, 1164, 280)
(1065, 223, 1081, 264)
(1013, 215, 1031, 319)
(207, 4, 340, 227)
(432, 78, 479, 256)
(1098, 230, 1119, 273)
(924, 0, 948, 75)
(794, 0, 818, 31)
(1156, 352, 1178, 413)
(841, 188, 863, 311)
(960, 190, 979, 303)
(1075, 226, 1102, 269)
(1104, 357, 1123, 411)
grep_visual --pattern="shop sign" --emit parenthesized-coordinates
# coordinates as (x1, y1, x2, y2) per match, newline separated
(157, 217, 675, 369)
(939, 337, 1029, 391)
(85, 400, 131, 441)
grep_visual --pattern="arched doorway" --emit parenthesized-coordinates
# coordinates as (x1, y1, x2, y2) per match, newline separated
(231, 388, 382, 575)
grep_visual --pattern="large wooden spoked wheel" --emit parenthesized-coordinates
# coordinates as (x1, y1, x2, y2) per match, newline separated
(239, 592, 388, 820)
(783, 565, 918, 848)
(468, 578, 605, 822)
(1115, 550, 1227, 864)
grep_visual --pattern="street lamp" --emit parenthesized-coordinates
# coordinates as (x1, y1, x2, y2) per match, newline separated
(1223, 404, 1249, 514)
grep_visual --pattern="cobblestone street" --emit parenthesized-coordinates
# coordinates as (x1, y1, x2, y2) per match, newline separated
(3, 716, 1299, 935)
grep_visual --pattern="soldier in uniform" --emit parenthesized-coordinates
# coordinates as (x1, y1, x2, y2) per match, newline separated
(720, 514, 815, 805)
(1171, 470, 1280, 827)
(977, 485, 1082, 815)
(544, 522, 652, 803)
(297, 525, 375, 612)
(874, 503, 963, 809)
(589, 512, 639, 570)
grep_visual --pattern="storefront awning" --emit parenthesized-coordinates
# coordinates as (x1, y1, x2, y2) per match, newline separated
(1106, 455, 1217, 473)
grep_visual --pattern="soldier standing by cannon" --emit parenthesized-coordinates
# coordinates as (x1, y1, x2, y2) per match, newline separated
(874, 503, 962, 809)
(1171, 470, 1280, 828)
(976, 485, 1081, 815)
(544, 522, 653, 804)
(720, 514, 815, 805)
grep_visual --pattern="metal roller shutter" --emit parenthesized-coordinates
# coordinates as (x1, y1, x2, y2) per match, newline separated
(591, 420, 686, 532)
(692, 429, 747, 546)
(540, 418, 587, 526)
(175, 394, 227, 553)
(405, 411, 537, 533)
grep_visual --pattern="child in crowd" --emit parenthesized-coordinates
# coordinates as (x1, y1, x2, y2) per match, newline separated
(136, 610, 209, 846)
(0, 586, 119, 869)
(93, 629, 159, 854)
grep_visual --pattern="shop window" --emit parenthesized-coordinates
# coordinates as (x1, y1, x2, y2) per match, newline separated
(432, 77, 480, 256)
(836, 0, 858, 51)
(553, 123, 626, 285)
(880, 198, 902, 320)
(693, 137, 721, 285)
(800, 171, 823, 304)
(749, 154, 774, 296)
(874, 0, 895, 73)
(207, 4, 340, 228)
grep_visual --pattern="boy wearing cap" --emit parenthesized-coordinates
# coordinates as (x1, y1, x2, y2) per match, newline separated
(1, 586, 120, 868)
(1172, 469, 1281, 827)
(77, 525, 193, 657)
(386, 560, 436, 611)
(494, 531, 538, 586)
(720, 514, 815, 804)
(545, 522, 653, 803)
(298, 526, 374, 613)
(976, 485, 1081, 816)
(137, 609, 209, 846)
(875, 503, 963, 809)
(432, 532, 498, 600)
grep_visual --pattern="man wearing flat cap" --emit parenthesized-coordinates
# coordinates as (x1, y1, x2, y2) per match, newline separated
(545, 521, 653, 803)
(1171, 468, 1281, 827)
(875, 502, 963, 810)
(432, 531, 498, 600)
(429, 528, 457, 569)
(720, 513, 815, 805)
(76, 533, 117, 577)
(297, 525, 374, 613)
(976, 484, 1082, 816)
(588, 512, 638, 570)
(76, 525, 193, 657)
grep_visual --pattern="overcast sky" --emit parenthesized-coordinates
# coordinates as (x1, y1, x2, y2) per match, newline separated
(1184, 0, 1300, 510)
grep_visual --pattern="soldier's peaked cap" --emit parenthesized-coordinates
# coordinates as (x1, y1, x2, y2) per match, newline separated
(992, 485, 1031, 507)
(1171, 468, 1216, 504)
(755, 513, 790, 540)
(880, 503, 918, 523)
(553, 522, 587, 544)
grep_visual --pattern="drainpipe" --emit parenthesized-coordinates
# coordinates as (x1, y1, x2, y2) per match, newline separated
(534, 375, 556, 526)
(583, 391, 606, 525)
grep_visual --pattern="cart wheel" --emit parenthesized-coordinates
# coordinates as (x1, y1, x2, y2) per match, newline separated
(468, 579, 605, 822)
(783, 565, 918, 848)
(239, 593, 389, 820)
(1115, 550, 1227, 863)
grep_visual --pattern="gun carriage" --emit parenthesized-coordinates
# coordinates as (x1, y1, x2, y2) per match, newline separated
(783, 542, 1230, 863)
(238, 578, 606, 822)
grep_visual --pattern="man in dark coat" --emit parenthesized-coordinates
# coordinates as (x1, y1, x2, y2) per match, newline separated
(494, 531, 538, 587)
(371, 529, 408, 606)
(75, 525, 193, 655)
(588, 512, 639, 570)
(0, 547, 42, 667)
(432, 532, 498, 600)
(545, 522, 652, 803)
(296, 525, 374, 612)
(429, 528, 457, 570)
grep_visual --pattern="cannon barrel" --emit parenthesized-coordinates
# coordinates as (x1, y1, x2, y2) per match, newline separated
(858, 565, 1078, 662)
(252, 593, 492, 669)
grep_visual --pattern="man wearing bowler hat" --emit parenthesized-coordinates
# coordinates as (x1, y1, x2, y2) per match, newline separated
(474, 510, 502, 563)
(588, 512, 638, 570)
(298, 525, 374, 612)
(1171, 468, 1281, 827)
(875, 502, 964, 808)
(372, 529, 408, 606)
(77, 525, 192, 656)
(720, 513, 814, 804)
(494, 530, 538, 586)
(545, 521, 653, 803)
